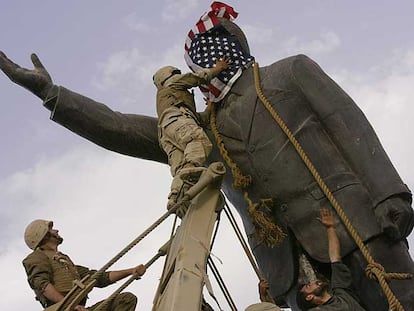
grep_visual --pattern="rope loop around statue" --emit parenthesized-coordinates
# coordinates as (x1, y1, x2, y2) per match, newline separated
(209, 100, 286, 246)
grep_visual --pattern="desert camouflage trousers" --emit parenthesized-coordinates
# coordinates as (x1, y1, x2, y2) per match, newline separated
(158, 107, 212, 206)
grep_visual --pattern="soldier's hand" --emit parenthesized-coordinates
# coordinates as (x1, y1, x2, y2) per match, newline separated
(132, 264, 146, 278)
(215, 56, 231, 71)
(318, 208, 336, 228)
(258, 279, 272, 302)
(73, 305, 88, 311)
(0, 51, 53, 100)
(258, 279, 269, 295)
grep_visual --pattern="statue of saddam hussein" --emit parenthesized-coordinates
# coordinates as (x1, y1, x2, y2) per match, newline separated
(0, 2, 413, 310)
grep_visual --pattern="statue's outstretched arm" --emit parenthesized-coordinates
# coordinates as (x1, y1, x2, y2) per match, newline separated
(47, 86, 168, 164)
(0, 51, 53, 100)
(0, 51, 168, 165)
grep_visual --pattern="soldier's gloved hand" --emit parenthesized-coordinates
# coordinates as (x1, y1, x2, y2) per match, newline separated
(375, 195, 414, 240)
(132, 264, 146, 278)
(0, 51, 53, 100)
(175, 200, 191, 219)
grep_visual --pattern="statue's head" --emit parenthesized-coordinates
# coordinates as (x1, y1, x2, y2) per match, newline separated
(185, 2, 254, 102)
(217, 17, 250, 55)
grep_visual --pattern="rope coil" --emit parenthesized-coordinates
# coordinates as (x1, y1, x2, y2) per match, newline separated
(209, 101, 286, 246)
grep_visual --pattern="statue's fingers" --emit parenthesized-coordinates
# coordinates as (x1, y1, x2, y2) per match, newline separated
(396, 210, 414, 238)
(0, 50, 21, 75)
(31, 53, 46, 70)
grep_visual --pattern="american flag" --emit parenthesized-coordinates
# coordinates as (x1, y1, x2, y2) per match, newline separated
(185, 2, 255, 102)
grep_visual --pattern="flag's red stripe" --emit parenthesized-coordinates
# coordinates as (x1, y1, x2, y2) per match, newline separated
(209, 83, 221, 97)
(196, 20, 206, 33)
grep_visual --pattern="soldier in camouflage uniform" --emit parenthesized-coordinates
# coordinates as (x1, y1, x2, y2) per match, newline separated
(22, 219, 146, 311)
(153, 57, 230, 210)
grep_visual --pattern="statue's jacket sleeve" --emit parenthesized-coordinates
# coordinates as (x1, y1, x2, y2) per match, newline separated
(213, 55, 411, 298)
(44, 86, 168, 164)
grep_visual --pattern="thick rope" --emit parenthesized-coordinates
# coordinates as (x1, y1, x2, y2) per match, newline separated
(208, 101, 252, 190)
(253, 62, 412, 311)
(94, 248, 167, 311)
(209, 101, 286, 246)
(208, 256, 238, 311)
(95, 204, 179, 276)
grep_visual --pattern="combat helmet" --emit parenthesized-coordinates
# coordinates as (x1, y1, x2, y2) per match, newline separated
(153, 66, 181, 89)
(24, 219, 53, 250)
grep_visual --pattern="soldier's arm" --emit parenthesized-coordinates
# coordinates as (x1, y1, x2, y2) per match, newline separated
(42, 283, 88, 311)
(319, 208, 341, 263)
(23, 252, 54, 296)
(108, 264, 146, 283)
(170, 57, 231, 89)
(42, 283, 65, 303)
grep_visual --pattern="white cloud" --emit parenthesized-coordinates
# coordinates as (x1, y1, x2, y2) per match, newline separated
(92, 48, 150, 92)
(244, 25, 341, 66)
(91, 44, 186, 110)
(123, 13, 154, 34)
(243, 23, 275, 45)
(162, 0, 200, 22)
(284, 31, 341, 56)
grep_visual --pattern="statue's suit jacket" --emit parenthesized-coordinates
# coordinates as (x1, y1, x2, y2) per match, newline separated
(46, 54, 411, 298)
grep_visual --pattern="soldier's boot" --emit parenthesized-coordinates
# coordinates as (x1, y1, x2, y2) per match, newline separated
(167, 166, 206, 218)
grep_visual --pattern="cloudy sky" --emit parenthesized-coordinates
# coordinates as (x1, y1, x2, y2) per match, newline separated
(1, 1, 414, 310)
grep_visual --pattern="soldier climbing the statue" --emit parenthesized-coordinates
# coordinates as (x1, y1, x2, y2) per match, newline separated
(153, 57, 230, 213)
(23, 219, 146, 310)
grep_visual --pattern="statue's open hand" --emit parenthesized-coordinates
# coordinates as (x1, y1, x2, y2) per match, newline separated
(0, 51, 53, 100)
(375, 196, 414, 240)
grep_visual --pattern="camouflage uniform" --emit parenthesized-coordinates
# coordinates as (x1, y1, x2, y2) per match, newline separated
(23, 249, 137, 310)
(156, 69, 215, 204)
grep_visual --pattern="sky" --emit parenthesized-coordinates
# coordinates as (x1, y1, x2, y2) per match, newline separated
(1, 1, 414, 310)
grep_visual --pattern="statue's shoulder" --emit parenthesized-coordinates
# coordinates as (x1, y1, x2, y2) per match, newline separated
(261, 54, 324, 83)
(267, 54, 317, 69)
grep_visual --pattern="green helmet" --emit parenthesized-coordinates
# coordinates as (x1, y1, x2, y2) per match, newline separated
(24, 219, 53, 250)
(153, 66, 181, 89)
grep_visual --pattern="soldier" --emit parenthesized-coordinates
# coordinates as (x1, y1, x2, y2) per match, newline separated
(23, 219, 146, 311)
(153, 57, 230, 210)
(295, 209, 366, 310)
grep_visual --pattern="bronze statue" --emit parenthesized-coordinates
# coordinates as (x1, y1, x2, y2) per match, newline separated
(1, 8, 413, 311)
